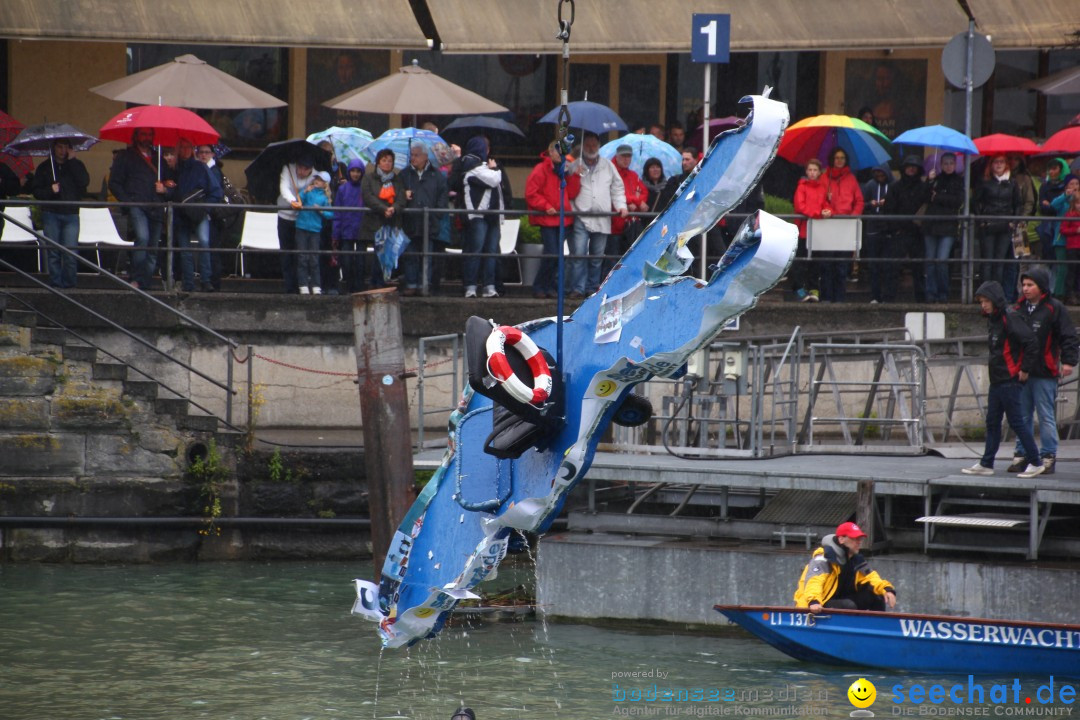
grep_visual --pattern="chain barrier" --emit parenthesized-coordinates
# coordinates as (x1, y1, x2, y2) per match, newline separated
(229, 348, 454, 379)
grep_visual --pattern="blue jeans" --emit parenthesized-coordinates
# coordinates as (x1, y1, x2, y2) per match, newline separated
(1013, 376, 1059, 459)
(295, 228, 322, 289)
(128, 206, 163, 289)
(569, 218, 607, 294)
(923, 234, 954, 303)
(984, 380, 1040, 468)
(42, 211, 80, 288)
(533, 225, 566, 296)
(818, 254, 848, 302)
(463, 217, 499, 289)
(177, 214, 211, 291)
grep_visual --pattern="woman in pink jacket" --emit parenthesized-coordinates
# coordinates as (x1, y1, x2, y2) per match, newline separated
(817, 147, 864, 302)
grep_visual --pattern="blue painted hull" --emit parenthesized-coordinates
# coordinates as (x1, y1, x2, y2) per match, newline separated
(715, 605, 1080, 676)
(366, 93, 796, 648)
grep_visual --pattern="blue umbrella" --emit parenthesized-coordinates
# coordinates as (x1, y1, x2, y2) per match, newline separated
(599, 133, 682, 178)
(366, 127, 454, 171)
(442, 116, 524, 137)
(538, 101, 627, 136)
(893, 124, 978, 154)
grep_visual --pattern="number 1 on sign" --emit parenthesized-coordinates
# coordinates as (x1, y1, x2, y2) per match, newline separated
(699, 20, 718, 56)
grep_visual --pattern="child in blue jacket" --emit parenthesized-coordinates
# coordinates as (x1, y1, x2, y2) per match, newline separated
(296, 171, 334, 294)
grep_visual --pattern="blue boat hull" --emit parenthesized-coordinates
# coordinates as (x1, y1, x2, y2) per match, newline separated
(715, 605, 1080, 676)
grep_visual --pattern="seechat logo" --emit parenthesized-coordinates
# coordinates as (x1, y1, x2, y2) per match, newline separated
(890, 676, 1077, 715)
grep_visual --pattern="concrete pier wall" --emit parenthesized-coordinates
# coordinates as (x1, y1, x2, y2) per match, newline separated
(536, 533, 1080, 625)
(10, 291, 993, 435)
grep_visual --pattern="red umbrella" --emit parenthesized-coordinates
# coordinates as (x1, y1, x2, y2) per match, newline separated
(0, 110, 33, 178)
(1041, 126, 1080, 156)
(99, 104, 219, 147)
(973, 133, 1041, 156)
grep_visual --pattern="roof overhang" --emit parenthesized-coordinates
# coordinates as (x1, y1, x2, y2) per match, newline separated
(0, 0, 431, 49)
(426, 0, 1080, 53)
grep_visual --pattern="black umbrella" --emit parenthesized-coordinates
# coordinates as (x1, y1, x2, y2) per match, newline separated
(243, 139, 332, 205)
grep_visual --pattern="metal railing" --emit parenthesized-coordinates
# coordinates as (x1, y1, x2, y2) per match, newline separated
(0, 206, 241, 431)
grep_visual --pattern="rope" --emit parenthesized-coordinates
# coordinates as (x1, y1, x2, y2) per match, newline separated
(231, 351, 454, 379)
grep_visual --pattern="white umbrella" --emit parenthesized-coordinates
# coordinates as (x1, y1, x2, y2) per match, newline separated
(89, 54, 287, 109)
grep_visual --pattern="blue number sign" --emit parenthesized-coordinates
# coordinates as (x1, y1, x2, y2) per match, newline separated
(691, 13, 730, 64)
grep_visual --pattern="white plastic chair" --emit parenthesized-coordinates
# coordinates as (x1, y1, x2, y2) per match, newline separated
(78, 207, 133, 270)
(238, 211, 280, 277)
(1, 206, 42, 272)
(499, 217, 522, 285)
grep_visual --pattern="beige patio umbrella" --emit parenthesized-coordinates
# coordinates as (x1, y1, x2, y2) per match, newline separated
(324, 59, 507, 116)
(89, 54, 286, 109)
(1022, 65, 1080, 96)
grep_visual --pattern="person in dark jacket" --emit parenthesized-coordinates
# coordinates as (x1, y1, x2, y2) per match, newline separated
(332, 157, 366, 294)
(32, 139, 90, 289)
(460, 135, 505, 298)
(1037, 158, 1070, 263)
(961, 280, 1044, 478)
(922, 153, 965, 303)
(883, 155, 929, 302)
(1006, 266, 1079, 475)
(974, 155, 1021, 300)
(360, 149, 405, 288)
(860, 163, 892, 303)
(109, 128, 167, 290)
(174, 139, 223, 292)
(400, 143, 448, 295)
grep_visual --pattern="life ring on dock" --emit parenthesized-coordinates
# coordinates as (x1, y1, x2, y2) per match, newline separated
(485, 325, 552, 406)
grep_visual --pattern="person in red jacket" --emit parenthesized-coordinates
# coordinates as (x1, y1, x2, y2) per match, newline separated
(525, 141, 582, 298)
(818, 147, 864, 302)
(606, 144, 649, 278)
(792, 158, 831, 302)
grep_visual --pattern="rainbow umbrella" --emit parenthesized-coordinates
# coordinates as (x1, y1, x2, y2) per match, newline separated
(778, 114, 892, 170)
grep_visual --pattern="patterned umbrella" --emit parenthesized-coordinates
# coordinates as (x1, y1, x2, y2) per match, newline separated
(599, 133, 683, 178)
(778, 114, 893, 170)
(5, 122, 99, 156)
(366, 127, 453, 171)
(0, 110, 32, 178)
(306, 126, 375, 164)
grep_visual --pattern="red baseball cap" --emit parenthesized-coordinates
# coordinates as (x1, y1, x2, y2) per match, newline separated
(836, 521, 867, 539)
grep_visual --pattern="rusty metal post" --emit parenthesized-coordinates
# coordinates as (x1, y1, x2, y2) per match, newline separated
(353, 287, 414, 577)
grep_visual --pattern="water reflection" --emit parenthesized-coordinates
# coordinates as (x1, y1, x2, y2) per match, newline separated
(0, 562, 1073, 719)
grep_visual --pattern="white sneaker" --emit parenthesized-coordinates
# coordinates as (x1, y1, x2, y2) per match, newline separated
(961, 463, 994, 476)
(482, 285, 499, 298)
(1018, 463, 1046, 479)
(464, 286, 477, 298)
(299, 287, 310, 295)
(312, 287, 322, 295)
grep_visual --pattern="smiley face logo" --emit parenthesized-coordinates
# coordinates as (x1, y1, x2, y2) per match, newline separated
(595, 379, 617, 397)
(847, 678, 876, 709)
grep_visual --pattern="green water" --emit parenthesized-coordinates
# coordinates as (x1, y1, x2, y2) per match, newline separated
(0, 562, 1074, 719)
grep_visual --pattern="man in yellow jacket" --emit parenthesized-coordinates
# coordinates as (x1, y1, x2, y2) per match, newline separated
(793, 521, 897, 614)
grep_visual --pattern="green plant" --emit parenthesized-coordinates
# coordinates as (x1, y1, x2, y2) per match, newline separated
(414, 468, 435, 489)
(517, 221, 541, 245)
(317, 509, 337, 519)
(188, 440, 231, 537)
(268, 447, 295, 483)
(858, 411, 881, 440)
(764, 193, 794, 216)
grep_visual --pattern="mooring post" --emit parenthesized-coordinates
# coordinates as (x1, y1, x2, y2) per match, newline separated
(353, 288, 414, 578)
(856, 479, 875, 546)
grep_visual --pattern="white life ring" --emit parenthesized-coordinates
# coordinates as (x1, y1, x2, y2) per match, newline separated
(485, 325, 552, 405)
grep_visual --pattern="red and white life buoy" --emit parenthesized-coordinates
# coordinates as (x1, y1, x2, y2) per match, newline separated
(485, 325, 552, 406)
